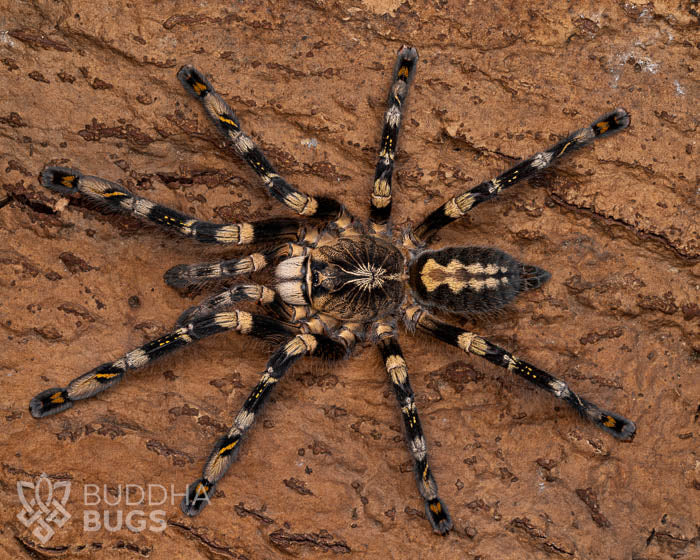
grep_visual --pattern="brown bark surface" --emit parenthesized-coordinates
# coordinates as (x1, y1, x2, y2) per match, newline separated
(1, 1, 698, 558)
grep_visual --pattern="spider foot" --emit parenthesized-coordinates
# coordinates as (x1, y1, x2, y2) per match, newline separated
(177, 65, 214, 99)
(575, 397, 637, 441)
(181, 478, 215, 516)
(395, 45, 418, 81)
(40, 166, 81, 195)
(425, 498, 452, 535)
(30, 388, 73, 418)
(592, 108, 630, 137)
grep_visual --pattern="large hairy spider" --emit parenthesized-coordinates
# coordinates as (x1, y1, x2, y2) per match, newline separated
(30, 46, 636, 535)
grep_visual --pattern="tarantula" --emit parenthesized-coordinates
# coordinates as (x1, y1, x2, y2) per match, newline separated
(30, 46, 636, 535)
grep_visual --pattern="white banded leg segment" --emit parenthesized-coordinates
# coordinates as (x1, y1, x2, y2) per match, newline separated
(376, 330, 452, 535)
(40, 167, 303, 245)
(165, 252, 269, 289)
(412, 108, 631, 244)
(182, 332, 349, 516)
(29, 309, 299, 418)
(29, 327, 191, 418)
(177, 65, 347, 222)
(176, 284, 295, 326)
(415, 312, 636, 440)
(370, 45, 418, 233)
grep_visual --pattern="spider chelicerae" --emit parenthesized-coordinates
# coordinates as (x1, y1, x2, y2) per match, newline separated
(30, 45, 636, 535)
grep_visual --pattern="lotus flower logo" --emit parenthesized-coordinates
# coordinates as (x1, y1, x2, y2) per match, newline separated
(17, 473, 71, 544)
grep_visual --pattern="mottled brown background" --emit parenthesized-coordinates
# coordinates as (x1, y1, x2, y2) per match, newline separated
(0, 1, 697, 558)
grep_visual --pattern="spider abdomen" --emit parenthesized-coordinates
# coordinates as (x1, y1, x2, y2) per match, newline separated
(408, 246, 550, 314)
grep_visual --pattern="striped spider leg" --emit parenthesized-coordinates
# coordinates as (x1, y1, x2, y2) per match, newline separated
(369, 45, 418, 235)
(405, 307, 636, 440)
(374, 322, 452, 534)
(407, 109, 630, 247)
(177, 64, 355, 232)
(164, 241, 312, 290)
(183, 320, 359, 515)
(40, 167, 306, 246)
(29, 300, 301, 418)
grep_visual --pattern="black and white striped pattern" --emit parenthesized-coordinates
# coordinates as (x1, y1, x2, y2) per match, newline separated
(412, 109, 630, 244)
(376, 327, 452, 534)
(369, 46, 418, 234)
(182, 332, 350, 516)
(176, 284, 294, 326)
(40, 167, 304, 245)
(29, 309, 297, 418)
(414, 311, 636, 440)
(178, 65, 346, 222)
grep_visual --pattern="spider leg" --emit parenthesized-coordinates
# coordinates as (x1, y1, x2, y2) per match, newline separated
(40, 166, 304, 245)
(408, 308, 636, 440)
(409, 109, 630, 246)
(175, 284, 299, 326)
(182, 331, 352, 515)
(163, 241, 307, 289)
(369, 45, 418, 236)
(178, 65, 352, 225)
(29, 310, 298, 418)
(374, 323, 452, 535)
(175, 284, 302, 326)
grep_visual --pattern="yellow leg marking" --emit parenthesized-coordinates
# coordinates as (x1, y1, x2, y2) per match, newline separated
(50, 392, 64, 404)
(596, 121, 610, 134)
(603, 415, 617, 428)
(193, 82, 207, 94)
(454, 191, 476, 214)
(468, 336, 488, 356)
(558, 141, 573, 156)
(398, 65, 410, 78)
(102, 191, 128, 198)
(218, 440, 238, 455)
(60, 175, 75, 188)
(373, 323, 394, 339)
(94, 373, 120, 379)
(430, 501, 442, 514)
(219, 116, 238, 127)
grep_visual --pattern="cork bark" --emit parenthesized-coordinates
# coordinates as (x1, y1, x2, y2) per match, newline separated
(1, 1, 697, 558)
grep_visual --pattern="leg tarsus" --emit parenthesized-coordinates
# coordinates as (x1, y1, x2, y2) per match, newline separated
(29, 388, 73, 418)
(425, 497, 452, 535)
(181, 478, 215, 516)
(572, 396, 637, 440)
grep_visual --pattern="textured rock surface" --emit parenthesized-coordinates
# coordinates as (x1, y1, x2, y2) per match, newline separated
(1, 1, 698, 558)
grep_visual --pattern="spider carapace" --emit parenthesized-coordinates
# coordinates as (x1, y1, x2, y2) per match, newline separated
(30, 45, 636, 535)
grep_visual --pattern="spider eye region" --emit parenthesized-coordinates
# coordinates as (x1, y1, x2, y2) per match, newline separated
(300, 236, 405, 322)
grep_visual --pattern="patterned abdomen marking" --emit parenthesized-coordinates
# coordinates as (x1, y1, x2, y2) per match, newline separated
(408, 246, 549, 314)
